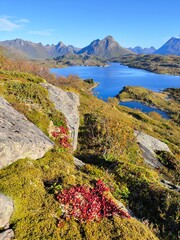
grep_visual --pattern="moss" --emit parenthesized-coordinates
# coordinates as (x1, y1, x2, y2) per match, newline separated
(1, 80, 68, 140)
(156, 151, 178, 170)
(0, 52, 179, 239)
(0, 69, 45, 83)
(116, 86, 180, 123)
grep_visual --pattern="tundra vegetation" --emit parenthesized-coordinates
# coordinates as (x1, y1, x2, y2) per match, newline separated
(0, 48, 179, 240)
(111, 54, 180, 75)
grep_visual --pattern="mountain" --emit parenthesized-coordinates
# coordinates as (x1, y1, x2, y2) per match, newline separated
(0, 36, 133, 60)
(0, 39, 50, 60)
(128, 46, 156, 54)
(0, 39, 79, 60)
(155, 37, 180, 56)
(46, 42, 80, 58)
(78, 35, 133, 58)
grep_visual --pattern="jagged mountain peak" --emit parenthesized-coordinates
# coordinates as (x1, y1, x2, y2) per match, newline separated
(78, 36, 133, 58)
(0, 36, 133, 60)
(155, 37, 180, 56)
(56, 41, 66, 47)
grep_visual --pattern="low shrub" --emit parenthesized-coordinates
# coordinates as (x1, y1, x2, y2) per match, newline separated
(56, 180, 130, 226)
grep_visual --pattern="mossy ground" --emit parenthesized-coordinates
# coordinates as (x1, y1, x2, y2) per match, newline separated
(0, 53, 179, 239)
(0, 151, 158, 240)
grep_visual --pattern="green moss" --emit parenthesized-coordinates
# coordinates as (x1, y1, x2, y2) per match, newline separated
(156, 151, 178, 170)
(1, 80, 67, 139)
(0, 52, 179, 239)
(0, 69, 45, 83)
(117, 86, 180, 124)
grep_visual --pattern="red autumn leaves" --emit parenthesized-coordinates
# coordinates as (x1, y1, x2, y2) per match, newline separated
(52, 125, 71, 148)
(56, 180, 130, 226)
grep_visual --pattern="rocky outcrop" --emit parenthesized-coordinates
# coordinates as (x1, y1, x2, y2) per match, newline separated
(0, 97, 54, 169)
(160, 179, 180, 192)
(74, 157, 85, 168)
(0, 229, 14, 240)
(41, 83, 80, 150)
(0, 194, 14, 240)
(0, 194, 14, 229)
(135, 131, 172, 169)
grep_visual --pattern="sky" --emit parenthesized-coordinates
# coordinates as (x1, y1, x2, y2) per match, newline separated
(0, 0, 180, 49)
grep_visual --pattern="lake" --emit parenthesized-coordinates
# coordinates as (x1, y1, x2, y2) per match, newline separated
(120, 101, 170, 119)
(51, 63, 180, 100)
(51, 63, 180, 117)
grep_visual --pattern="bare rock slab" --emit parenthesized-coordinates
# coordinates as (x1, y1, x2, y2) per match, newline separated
(0, 229, 14, 240)
(0, 97, 54, 169)
(135, 130, 172, 169)
(41, 83, 80, 150)
(0, 194, 14, 229)
(74, 157, 85, 168)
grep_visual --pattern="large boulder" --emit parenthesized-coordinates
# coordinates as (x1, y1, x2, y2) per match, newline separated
(41, 83, 80, 150)
(135, 130, 172, 169)
(0, 194, 14, 229)
(0, 97, 54, 169)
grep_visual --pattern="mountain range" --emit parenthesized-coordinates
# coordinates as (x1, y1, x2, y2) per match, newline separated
(128, 46, 156, 54)
(0, 36, 132, 60)
(0, 36, 179, 60)
(154, 37, 180, 56)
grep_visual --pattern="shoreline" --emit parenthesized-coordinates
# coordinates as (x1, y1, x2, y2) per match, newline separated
(89, 82, 99, 92)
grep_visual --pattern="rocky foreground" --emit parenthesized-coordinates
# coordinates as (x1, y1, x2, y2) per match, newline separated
(0, 52, 179, 239)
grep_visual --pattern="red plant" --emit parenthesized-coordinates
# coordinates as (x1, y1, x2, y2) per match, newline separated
(52, 126, 71, 148)
(56, 180, 130, 226)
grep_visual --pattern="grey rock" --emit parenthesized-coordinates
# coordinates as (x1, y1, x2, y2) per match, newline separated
(0, 229, 14, 240)
(0, 97, 54, 169)
(74, 157, 85, 168)
(161, 179, 180, 192)
(116, 200, 132, 217)
(135, 130, 172, 169)
(0, 194, 14, 229)
(41, 83, 80, 150)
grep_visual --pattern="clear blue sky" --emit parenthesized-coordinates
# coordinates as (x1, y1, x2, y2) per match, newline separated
(0, 0, 180, 48)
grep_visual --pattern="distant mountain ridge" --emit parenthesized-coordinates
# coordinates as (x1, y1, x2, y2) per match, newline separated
(0, 36, 133, 60)
(128, 46, 156, 54)
(1, 36, 180, 60)
(155, 37, 180, 56)
(0, 39, 80, 60)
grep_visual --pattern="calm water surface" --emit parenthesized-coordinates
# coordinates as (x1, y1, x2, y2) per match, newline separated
(51, 63, 180, 117)
(51, 63, 180, 100)
(120, 101, 170, 119)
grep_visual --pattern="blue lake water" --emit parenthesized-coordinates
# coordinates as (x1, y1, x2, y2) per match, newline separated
(51, 63, 180, 117)
(120, 101, 170, 119)
(51, 63, 180, 100)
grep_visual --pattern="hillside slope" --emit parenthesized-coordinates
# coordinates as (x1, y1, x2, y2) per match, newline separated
(0, 52, 179, 240)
